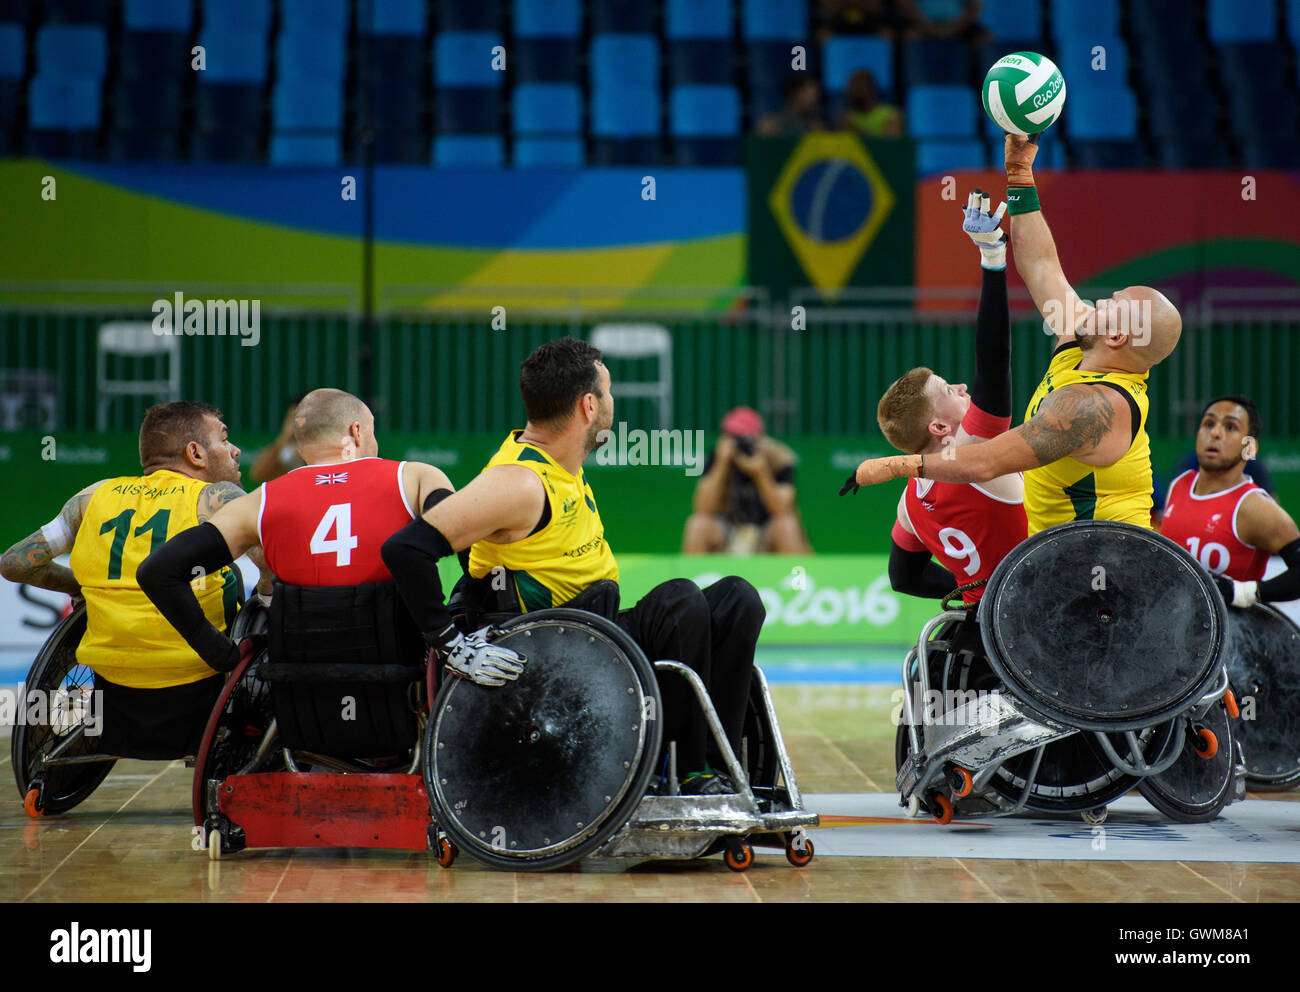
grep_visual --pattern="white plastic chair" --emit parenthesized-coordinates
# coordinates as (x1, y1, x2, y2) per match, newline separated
(96, 321, 182, 430)
(589, 324, 673, 429)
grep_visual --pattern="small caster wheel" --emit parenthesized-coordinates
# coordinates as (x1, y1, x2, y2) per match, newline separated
(435, 836, 458, 869)
(785, 835, 814, 867)
(928, 792, 954, 825)
(723, 839, 754, 872)
(945, 764, 974, 798)
(905, 794, 921, 818)
(1192, 725, 1218, 759)
(1223, 689, 1240, 720)
(1081, 806, 1108, 826)
(207, 826, 222, 861)
(23, 785, 44, 819)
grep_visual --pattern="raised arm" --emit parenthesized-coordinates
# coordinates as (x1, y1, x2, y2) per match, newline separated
(0, 481, 103, 596)
(958, 190, 1013, 441)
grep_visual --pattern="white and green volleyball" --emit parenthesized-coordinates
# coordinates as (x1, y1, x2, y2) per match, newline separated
(982, 51, 1066, 136)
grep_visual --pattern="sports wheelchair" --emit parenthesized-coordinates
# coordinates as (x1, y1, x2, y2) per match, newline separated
(1222, 602, 1300, 792)
(196, 579, 818, 872)
(895, 521, 1247, 826)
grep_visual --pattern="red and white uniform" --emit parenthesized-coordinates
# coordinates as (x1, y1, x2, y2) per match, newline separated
(891, 404, 1028, 604)
(1160, 470, 1271, 581)
(259, 457, 415, 586)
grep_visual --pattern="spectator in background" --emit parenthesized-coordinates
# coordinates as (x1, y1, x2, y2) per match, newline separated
(683, 407, 812, 554)
(250, 393, 306, 483)
(837, 69, 904, 137)
(757, 75, 827, 136)
(897, 0, 986, 41)
(819, 0, 904, 41)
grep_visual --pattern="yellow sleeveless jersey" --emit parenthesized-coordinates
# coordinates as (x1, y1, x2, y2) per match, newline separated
(69, 470, 239, 688)
(468, 431, 618, 612)
(1022, 341, 1153, 535)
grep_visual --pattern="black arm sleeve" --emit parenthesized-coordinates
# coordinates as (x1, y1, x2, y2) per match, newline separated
(1259, 537, 1300, 603)
(380, 517, 457, 644)
(888, 540, 959, 599)
(137, 522, 240, 672)
(971, 266, 1012, 418)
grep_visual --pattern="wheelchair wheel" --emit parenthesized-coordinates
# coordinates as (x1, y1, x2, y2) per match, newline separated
(1223, 604, 1300, 791)
(1138, 703, 1236, 823)
(985, 731, 1143, 814)
(11, 605, 117, 816)
(424, 608, 663, 872)
(740, 672, 777, 789)
(191, 640, 278, 824)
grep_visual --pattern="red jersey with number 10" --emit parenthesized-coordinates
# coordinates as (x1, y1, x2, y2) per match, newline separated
(258, 457, 415, 586)
(1159, 470, 1271, 581)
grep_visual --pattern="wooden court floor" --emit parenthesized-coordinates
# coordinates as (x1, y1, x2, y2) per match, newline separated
(4, 685, 1298, 903)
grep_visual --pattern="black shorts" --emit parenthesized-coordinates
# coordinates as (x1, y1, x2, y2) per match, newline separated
(93, 672, 224, 760)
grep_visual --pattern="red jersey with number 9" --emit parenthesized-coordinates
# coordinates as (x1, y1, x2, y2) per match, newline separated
(895, 477, 1029, 604)
(258, 457, 415, 586)
(1159, 470, 1271, 581)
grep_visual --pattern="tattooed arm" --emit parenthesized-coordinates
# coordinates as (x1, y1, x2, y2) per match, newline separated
(197, 481, 273, 596)
(850, 384, 1131, 487)
(0, 482, 104, 596)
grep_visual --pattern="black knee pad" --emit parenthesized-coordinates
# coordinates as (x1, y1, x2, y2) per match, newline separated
(715, 575, 766, 623)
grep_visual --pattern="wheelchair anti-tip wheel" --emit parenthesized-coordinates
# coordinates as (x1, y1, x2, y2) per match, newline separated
(11, 605, 117, 816)
(1138, 700, 1237, 824)
(424, 609, 663, 872)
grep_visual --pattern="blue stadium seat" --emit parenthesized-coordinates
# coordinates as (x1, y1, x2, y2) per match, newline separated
(1156, 139, 1229, 168)
(592, 84, 660, 136)
(0, 22, 23, 78)
(273, 79, 344, 130)
(748, 41, 801, 115)
(672, 84, 741, 165)
(433, 134, 504, 166)
(1071, 141, 1143, 168)
(516, 0, 581, 37)
(201, 0, 271, 37)
(191, 128, 261, 161)
(981, 0, 1043, 41)
(515, 38, 581, 81)
(195, 83, 264, 132)
(281, 0, 348, 32)
(824, 35, 892, 95)
(436, 89, 503, 132)
(277, 28, 347, 81)
(0, 0, 31, 25)
(43, 0, 110, 22)
(124, 0, 192, 31)
(903, 38, 969, 86)
(1288, 0, 1300, 42)
(1063, 84, 1136, 140)
(359, 0, 425, 35)
(669, 38, 735, 84)
(515, 135, 585, 167)
(440, 0, 502, 31)
(120, 30, 192, 79)
(1219, 43, 1296, 137)
(1129, 0, 1199, 46)
(917, 138, 985, 174)
(1056, 37, 1128, 91)
(1050, 0, 1119, 44)
(29, 74, 99, 127)
(1145, 87, 1214, 140)
(197, 30, 269, 81)
(513, 82, 582, 133)
(1207, 0, 1278, 42)
(270, 133, 342, 165)
(107, 130, 177, 159)
(36, 24, 107, 78)
(742, 0, 807, 40)
(668, 0, 732, 38)
(434, 31, 505, 87)
(591, 0, 655, 33)
(591, 34, 660, 88)
(359, 34, 424, 87)
(112, 77, 183, 128)
(906, 84, 976, 137)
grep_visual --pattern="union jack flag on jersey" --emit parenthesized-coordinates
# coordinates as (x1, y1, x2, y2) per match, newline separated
(315, 471, 348, 485)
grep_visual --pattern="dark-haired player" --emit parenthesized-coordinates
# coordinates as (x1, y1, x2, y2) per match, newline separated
(381, 337, 764, 795)
(1161, 395, 1300, 608)
(0, 402, 257, 758)
(845, 191, 1027, 604)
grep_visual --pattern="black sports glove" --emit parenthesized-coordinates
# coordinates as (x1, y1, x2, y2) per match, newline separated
(839, 473, 860, 496)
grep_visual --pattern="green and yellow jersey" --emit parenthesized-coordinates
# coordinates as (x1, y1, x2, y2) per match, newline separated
(1023, 341, 1153, 535)
(468, 431, 618, 611)
(69, 470, 238, 688)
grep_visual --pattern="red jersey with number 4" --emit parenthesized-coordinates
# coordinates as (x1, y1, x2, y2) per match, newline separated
(895, 478, 1028, 604)
(1160, 470, 1271, 581)
(258, 457, 415, 586)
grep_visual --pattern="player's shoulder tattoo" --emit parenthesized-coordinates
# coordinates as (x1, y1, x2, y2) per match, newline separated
(196, 481, 248, 522)
(1016, 383, 1118, 465)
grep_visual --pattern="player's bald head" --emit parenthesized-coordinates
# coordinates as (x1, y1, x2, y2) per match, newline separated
(293, 388, 372, 448)
(1123, 286, 1181, 369)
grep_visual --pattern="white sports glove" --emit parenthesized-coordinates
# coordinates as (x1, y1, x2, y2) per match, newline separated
(962, 189, 1008, 271)
(439, 625, 527, 687)
(1214, 575, 1259, 610)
